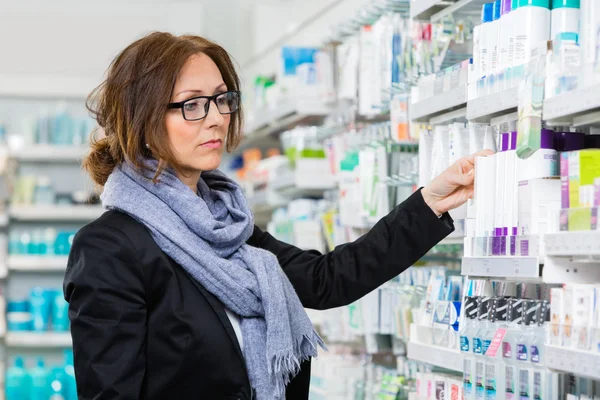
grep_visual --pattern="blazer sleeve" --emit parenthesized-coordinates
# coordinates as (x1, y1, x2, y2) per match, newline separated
(63, 223, 147, 400)
(247, 188, 454, 310)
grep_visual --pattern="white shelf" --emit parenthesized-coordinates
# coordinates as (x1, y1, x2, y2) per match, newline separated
(407, 341, 463, 372)
(411, 86, 467, 123)
(545, 231, 600, 257)
(5, 332, 72, 348)
(467, 87, 519, 122)
(543, 83, 600, 126)
(461, 256, 541, 280)
(9, 205, 104, 221)
(431, 0, 489, 22)
(411, 0, 488, 22)
(245, 98, 331, 141)
(546, 345, 600, 380)
(410, 0, 448, 20)
(0, 74, 94, 100)
(7, 255, 69, 272)
(11, 145, 89, 162)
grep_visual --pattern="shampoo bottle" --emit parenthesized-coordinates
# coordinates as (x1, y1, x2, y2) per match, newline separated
(517, 300, 539, 400)
(503, 298, 524, 400)
(461, 296, 480, 400)
(6, 356, 29, 400)
(63, 349, 78, 400)
(30, 358, 48, 400)
(474, 297, 492, 400)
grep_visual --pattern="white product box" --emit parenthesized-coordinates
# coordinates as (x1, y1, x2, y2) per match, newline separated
(518, 178, 561, 236)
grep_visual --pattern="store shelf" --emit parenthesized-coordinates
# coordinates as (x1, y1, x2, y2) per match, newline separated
(5, 332, 72, 348)
(0, 74, 94, 100)
(410, 0, 449, 21)
(410, 86, 467, 123)
(466, 87, 519, 123)
(545, 231, 600, 257)
(407, 341, 463, 372)
(543, 84, 600, 126)
(7, 255, 69, 272)
(11, 145, 89, 162)
(461, 256, 541, 280)
(9, 205, 105, 221)
(410, 0, 488, 22)
(244, 98, 331, 142)
(546, 345, 600, 380)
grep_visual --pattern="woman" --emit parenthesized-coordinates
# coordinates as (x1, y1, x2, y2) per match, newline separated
(64, 32, 488, 400)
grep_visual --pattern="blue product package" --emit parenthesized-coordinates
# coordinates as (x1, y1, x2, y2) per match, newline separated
(6, 357, 29, 400)
(52, 292, 70, 331)
(30, 287, 51, 332)
(30, 358, 49, 400)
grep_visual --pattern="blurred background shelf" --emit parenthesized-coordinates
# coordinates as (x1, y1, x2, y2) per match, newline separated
(9, 205, 104, 222)
(5, 332, 72, 348)
(7, 256, 69, 272)
(10, 145, 89, 163)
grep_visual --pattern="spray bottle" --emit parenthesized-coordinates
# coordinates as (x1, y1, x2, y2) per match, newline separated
(461, 296, 480, 400)
(503, 298, 524, 400)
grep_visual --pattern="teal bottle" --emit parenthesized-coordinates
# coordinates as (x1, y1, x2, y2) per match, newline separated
(6, 356, 30, 400)
(30, 358, 48, 400)
(49, 368, 66, 400)
(63, 350, 78, 400)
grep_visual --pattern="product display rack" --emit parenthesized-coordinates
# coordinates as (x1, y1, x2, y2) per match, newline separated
(410, 0, 489, 22)
(5, 332, 72, 348)
(11, 145, 89, 163)
(406, 341, 463, 373)
(244, 97, 333, 143)
(543, 83, 600, 126)
(410, 86, 467, 123)
(546, 346, 600, 381)
(7, 256, 70, 272)
(465, 86, 519, 122)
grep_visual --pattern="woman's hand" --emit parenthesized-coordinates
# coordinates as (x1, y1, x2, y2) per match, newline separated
(422, 149, 495, 216)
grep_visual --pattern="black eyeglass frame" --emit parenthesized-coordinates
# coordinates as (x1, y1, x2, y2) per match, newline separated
(167, 90, 241, 121)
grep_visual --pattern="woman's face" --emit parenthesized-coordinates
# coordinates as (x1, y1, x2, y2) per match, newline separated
(166, 53, 230, 176)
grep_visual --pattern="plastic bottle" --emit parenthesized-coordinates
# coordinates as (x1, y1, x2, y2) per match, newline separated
(498, 0, 514, 90)
(551, 0, 580, 40)
(489, 0, 502, 94)
(473, 297, 492, 400)
(6, 356, 30, 400)
(30, 287, 50, 332)
(517, 300, 538, 400)
(49, 368, 66, 400)
(531, 301, 550, 400)
(63, 349, 78, 400)
(580, 0, 600, 67)
(461, 296, 480, 400)
(480, 3, 495, 81)
(512, 0, 551, 68)
(484, 297, 508, 400)
(503, 298, 524, 400)
(30, 358, 48, 400)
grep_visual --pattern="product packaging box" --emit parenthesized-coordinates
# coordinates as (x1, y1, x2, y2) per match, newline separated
(549, 287, 565, 346)
(571, 284, 597, 350)
(561, 149, 600, 208)
(518, 178, 561, 239)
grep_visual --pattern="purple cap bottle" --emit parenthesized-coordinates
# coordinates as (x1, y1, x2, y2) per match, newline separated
(555, 131, 585, 152)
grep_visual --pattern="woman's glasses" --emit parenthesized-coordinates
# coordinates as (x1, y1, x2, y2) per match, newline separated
(167, 90, 240, 121)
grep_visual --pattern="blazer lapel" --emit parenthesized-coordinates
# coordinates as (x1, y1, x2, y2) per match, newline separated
(185, 272, 246, 363)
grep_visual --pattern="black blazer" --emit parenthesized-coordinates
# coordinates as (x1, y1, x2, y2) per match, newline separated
(64, 189, 453, 400)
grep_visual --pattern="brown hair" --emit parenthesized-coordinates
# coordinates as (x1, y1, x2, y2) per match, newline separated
(84, 32, 243, 186)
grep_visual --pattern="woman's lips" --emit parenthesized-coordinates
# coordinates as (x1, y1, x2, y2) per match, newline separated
(200, 139, 222, 149)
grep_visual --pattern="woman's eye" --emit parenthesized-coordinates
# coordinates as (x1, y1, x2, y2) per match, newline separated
(217, 97, 227, 106)
(184, 101, 199, 111)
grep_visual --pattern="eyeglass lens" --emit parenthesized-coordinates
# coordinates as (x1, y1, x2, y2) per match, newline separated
(183, 92, 239, 121)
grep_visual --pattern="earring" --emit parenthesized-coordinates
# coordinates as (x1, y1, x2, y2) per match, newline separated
(145, 143, 150, 149)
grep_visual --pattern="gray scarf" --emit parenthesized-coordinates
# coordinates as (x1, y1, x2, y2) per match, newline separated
(101, 161, 324, 399)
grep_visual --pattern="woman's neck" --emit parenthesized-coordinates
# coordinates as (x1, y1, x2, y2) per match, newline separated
(177, 170, 202, 193)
